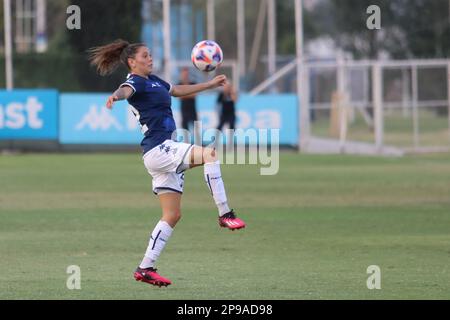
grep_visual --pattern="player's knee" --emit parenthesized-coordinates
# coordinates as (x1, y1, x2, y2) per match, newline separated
(164, 209, 182, 226)
(174, 215, 182, 225)
(173, 210, 182, 223)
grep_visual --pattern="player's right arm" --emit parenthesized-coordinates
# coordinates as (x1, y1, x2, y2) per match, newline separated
(106, 86, 134, 109)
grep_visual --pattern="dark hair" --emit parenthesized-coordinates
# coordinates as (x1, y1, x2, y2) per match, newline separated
(88, 39, 146, 76)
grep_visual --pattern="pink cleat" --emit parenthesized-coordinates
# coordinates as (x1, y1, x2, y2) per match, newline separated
(218, 210, 246, 230)
(134, 267, 172, 287)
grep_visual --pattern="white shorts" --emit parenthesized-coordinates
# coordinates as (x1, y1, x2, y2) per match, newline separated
(143, 139, 194, 195)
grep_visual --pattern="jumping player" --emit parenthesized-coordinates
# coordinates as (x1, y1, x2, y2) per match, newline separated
(88, 39, 246, 287)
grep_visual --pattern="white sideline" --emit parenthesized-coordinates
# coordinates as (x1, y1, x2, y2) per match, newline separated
(303, 136, 404, 157)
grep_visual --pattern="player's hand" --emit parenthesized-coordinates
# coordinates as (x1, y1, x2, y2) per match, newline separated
(106, 95, 119, 109)
(208, 75, 227, 89)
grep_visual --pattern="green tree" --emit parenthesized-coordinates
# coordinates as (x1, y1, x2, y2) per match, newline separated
(67, 0, 143, 91)
(317, 0, 396, 59)
(394, 0, 450, 58)
(276, 0, 317, 55)
(316, 0, 450, 59)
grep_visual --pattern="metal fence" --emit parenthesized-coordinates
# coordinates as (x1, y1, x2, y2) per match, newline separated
(249, 58, 450, 154)
(305, 59, 450, 154)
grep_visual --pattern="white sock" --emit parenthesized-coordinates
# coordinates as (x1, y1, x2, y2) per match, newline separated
(139, 220, 173, 269)
(204, 160, 231, 216)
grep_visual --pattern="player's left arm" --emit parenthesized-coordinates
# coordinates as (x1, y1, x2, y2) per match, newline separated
(171, 75, 227, 97)
(106, 86, 134, 109)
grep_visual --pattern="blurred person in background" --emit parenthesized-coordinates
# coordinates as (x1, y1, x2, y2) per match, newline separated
(216, 81, 237, 149)
(178, 67, 200, 144)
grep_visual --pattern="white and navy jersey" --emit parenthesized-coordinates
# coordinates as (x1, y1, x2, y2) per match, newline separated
(120, 74, 176, 154)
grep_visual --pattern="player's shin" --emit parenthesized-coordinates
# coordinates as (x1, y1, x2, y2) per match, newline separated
(204, 160, 231, 216)
(139, 220, 173, 269)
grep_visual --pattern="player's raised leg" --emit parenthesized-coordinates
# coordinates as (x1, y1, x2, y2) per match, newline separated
(189, 146, 246, 230)
(134, 192, 181, 287)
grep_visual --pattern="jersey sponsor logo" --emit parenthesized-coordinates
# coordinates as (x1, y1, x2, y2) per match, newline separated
(76, 104, 123, 131)
(151, 82, 162, 88)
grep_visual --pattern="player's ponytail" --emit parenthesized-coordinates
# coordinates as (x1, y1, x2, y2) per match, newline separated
(88, 39, 145, 76)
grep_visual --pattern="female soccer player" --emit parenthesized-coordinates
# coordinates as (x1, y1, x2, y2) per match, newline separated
(88, 39, 246, 287)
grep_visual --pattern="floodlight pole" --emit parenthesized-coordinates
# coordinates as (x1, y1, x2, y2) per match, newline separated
(163, 0, 171, 82)
(372, 63, 384, 153)
(411, 65, 419, 149)
(295, 0, 308, 151)
(4, 0, 14, 89)
(207, 0, 215, 40)
(237, 0, 245, 81)
(267, 0, 276, 92)
(36, 0, 47, 53)
(249, 0, 266, 73)
(448, 62, 450, 144)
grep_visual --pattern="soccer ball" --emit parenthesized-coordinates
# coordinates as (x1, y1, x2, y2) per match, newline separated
(191, 40, 223, 72)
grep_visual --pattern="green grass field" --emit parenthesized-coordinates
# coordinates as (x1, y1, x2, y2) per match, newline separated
(1, 152, 450, 299)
